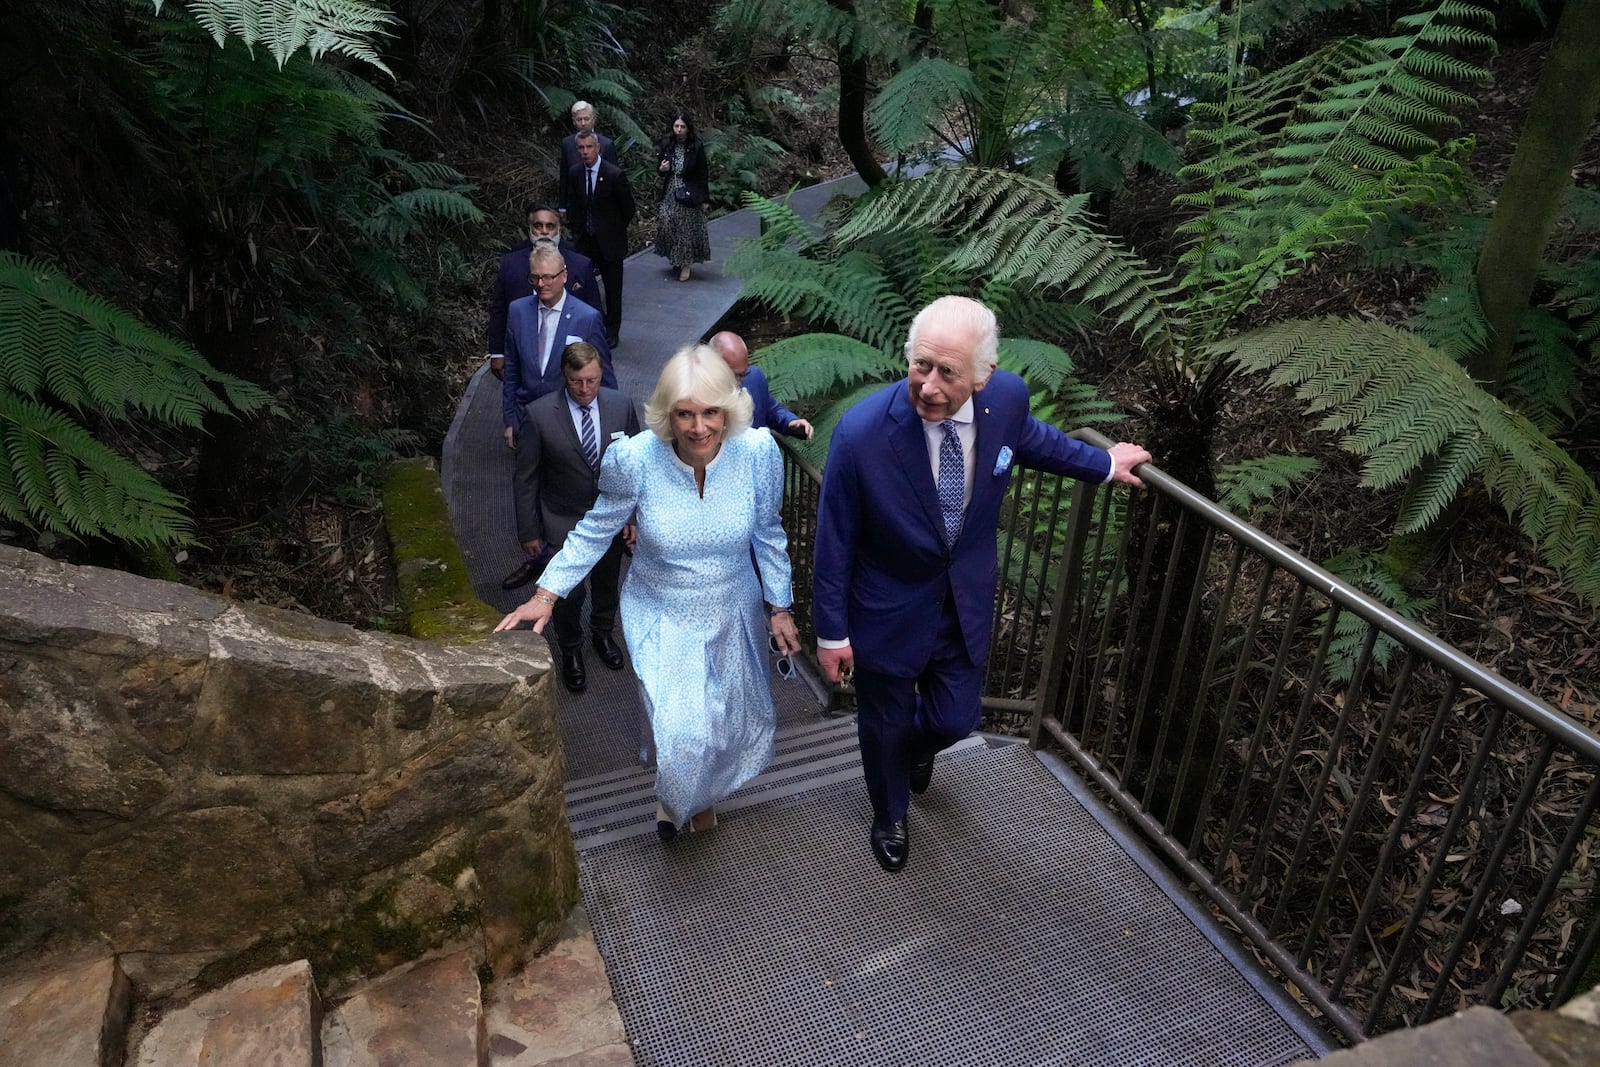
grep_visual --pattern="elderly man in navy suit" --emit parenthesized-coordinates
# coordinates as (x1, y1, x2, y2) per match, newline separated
(502, 243, 615, 448)
(486, 203, 600, 380)
(709, 331, 813, 440)
(566, 131, 635, 348)
(813, 296, 1151, 871)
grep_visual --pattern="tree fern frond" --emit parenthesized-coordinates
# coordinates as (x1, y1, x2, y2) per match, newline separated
(869, 57, 974, 156)
(752, 333, 902, 405)
(1215, 455, 1320, 512)
(153, 0, 396, 74)
(0, 390, 194, 546)
(1219, 316, 1600, 603)
(996, 339, 1075, 394)
(0, 252, 270, 426)
(796, 380, 896, 470)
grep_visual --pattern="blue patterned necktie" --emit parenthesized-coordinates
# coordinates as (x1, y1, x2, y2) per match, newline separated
(938, 418, 963, 546)
(579, 403, 599, 470)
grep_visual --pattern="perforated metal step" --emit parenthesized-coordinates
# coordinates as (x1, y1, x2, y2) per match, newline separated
(576, 742, 1326, 1067)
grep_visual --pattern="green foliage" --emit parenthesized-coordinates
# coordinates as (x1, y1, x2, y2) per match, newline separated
(703, 126, 785, 207)
(151, 0, 396, 73)
(1215, 455, 1319, 512)
(0, 253, 269, 546)
(1317, 550, 1434, 683)
(286, 414, 417, 506)
(1216, 317, 1600, 603)
(141, 16, 483, 314)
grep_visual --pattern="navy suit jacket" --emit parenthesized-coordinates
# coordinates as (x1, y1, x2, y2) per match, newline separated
(565, 159, 635, 262)
(743, 366, 804, 438)
(812, 370, 1112, 677)
(502, 295, 616, 428)
(558, 132, 619, 210)
(486, 239, 600, 357)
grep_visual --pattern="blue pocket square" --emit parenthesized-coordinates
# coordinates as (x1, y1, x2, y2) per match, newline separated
(993, 446, 1014, 476)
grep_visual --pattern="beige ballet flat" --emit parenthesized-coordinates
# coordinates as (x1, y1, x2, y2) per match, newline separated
(690, 807, 717, 833)
(678, 267, 691, 282)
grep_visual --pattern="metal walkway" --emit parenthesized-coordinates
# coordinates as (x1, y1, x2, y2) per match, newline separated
(441, 179, 1331, 1065)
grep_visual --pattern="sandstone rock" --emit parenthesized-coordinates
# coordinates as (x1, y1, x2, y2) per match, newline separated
(202, 633, 381, 775)
(0, 660, 172, 817)
(0, 955, 131, 1067)
(323, 951, 484, 1067)
(134, 959, 319, 1067)
(81, 808, 307, 951)
(312, 724, 538, 880)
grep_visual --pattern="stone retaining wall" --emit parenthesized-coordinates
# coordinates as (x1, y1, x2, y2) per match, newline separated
(0, 544, 574, 996)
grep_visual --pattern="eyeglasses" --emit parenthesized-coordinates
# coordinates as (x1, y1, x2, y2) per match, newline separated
(775, 655, 796, 681)
(529, 269, 567, 284)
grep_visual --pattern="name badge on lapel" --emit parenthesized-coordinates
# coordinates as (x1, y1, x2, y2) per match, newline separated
(993, 445, 1014, 477)
(609, 430, 625, 440)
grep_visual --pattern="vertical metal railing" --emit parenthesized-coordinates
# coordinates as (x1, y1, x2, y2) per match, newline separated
(1032, 428, 1600, 1043)
(775, 430, 1600, 1044)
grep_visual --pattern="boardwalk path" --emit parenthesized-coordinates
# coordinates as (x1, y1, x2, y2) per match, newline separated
(441, 178, 1329, 1067)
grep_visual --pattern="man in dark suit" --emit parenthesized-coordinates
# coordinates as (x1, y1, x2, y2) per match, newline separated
(502, 243, 615, 448)
(566, 131, 635, 348)
(504, 342, 640, 692)
(486, 203, 600, 379)
(812, 296, 1151, 871)
(557, 101, 619, 214)
(710, 331, 814, 440)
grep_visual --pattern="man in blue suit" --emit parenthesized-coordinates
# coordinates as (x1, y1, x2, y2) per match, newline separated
(813, 296, 1151, 871)
(502, 243, 615, 448)
(486, 203, 600, 380)
(710, 331, 813, 440)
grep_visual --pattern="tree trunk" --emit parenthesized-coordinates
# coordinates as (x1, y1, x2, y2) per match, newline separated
(1471, 0, 1600, 388)
(829, 0, 887, 187)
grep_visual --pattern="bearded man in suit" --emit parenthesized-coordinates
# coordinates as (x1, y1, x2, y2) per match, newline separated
(503, 342, 640, 693)
(502, 243, 615, 448)
(812, 295, 1151, 871)
(566, 130, 635, 348)
(486, 203, 600, 380)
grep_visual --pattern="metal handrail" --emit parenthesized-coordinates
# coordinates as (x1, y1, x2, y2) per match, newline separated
(773, 428, 1600, 1044)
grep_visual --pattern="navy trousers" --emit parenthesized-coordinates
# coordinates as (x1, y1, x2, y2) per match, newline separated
(852, 598, 983, 825)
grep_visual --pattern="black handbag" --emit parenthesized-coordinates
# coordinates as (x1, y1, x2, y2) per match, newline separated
(673, 185, 698, 206)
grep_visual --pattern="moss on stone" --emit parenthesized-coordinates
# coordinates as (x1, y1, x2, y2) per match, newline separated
(381, 458, 501, 644)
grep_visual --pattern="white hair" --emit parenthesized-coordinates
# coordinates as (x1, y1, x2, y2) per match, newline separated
(571, 100, 596, 118)
(905, 295, 999, 385)
(644, 345, 754, 442)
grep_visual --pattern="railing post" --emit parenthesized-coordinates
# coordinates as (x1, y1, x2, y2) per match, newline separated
(1028, 479, 1099, 748)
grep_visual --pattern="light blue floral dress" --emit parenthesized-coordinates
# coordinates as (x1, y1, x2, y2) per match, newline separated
(537, 427, 793, 825)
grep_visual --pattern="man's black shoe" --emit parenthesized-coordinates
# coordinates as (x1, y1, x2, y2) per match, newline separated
(870, 819, 908, 872)
(607, 336, 620, 349)
(501, 556, 545, 590)
(593, 633, 624, 670)
(561, 650, 587, 693)
(909, 754, 935, 795)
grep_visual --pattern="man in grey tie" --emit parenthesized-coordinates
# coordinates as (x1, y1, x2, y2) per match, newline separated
(504, 343, 640, 693)
(811, 296, 1151, 871)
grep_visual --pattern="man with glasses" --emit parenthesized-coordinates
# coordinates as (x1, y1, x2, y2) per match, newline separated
(709, 331, 814, 441)
(502, 243, 615, 449)
(486, 203, 600, 380)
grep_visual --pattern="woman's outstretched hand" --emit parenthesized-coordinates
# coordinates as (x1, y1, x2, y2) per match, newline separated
(494, 589, 556, 634)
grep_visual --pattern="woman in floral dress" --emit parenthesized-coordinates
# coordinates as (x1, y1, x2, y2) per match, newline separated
(653, 112, 711, 282)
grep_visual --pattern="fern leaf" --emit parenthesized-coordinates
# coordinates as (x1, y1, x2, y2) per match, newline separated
(154, 0, 397, 74)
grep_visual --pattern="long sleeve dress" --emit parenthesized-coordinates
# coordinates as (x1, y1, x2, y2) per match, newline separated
(536, 427, 793, 824)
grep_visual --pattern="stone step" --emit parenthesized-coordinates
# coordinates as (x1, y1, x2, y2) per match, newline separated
(133, 959, 320, 1066)
(322, 950, 485, 1067)
(0, 955, 132, 1067)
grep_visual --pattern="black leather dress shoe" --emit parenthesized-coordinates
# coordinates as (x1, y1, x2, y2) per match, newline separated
(593, 633, 624, 670)
(870, 819, 908, 872)
(560, 650, 587, 693)
(501, 557, 545, 590)
(909, 754, 935, 795)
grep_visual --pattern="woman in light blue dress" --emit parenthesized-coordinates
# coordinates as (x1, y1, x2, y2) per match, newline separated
(495, 344, 804, 840)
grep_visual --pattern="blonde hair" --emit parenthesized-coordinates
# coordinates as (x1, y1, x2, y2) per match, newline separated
(906, 295, 999, 386)
(644, 344, 754, 442)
